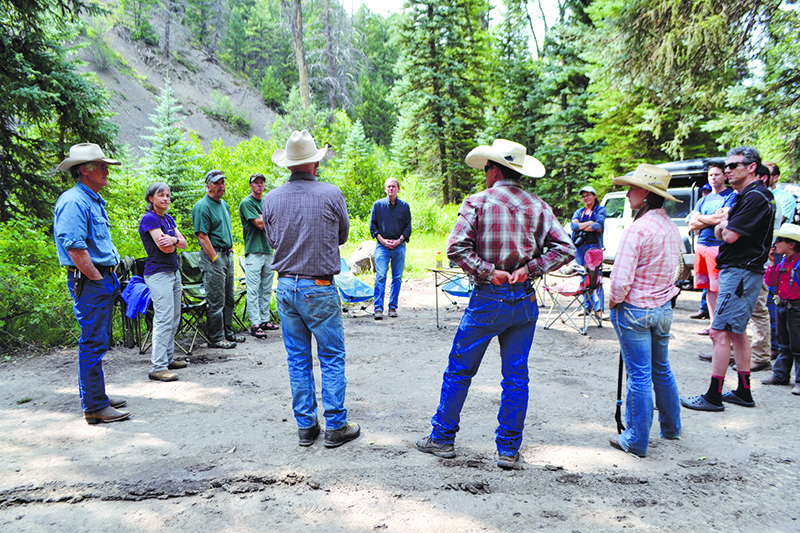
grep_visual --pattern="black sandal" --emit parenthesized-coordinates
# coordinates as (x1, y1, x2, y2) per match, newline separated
(261, 321, 280, 330)
(250, 325, 268, 339)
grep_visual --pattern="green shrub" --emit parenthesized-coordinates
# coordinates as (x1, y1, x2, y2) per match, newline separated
(0, 221, 79, 349)
(202, 92, 252, 136)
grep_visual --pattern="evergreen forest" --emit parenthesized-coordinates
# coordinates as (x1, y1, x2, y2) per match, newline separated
(2, 0, 799, 349)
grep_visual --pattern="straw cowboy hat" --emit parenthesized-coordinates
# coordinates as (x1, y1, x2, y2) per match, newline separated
(57, 143, 120, 172)
(774, 223, 800, 243)
(611, 164, 681, 203)
(272, 130, 328, 167)
(464, 139, 545, 178)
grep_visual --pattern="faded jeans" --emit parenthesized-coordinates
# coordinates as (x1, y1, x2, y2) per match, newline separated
(276, 278, 348, 431)
(430, 282, 538, 457)
(67, 271, 119, 412)
(373, 242, 405, 312)
(244, 252, 274, 326)
(145, 270, 182, 373)
(611, 301, 681, 457)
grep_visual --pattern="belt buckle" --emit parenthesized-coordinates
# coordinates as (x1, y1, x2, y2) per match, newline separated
(315, 279, 330, 286)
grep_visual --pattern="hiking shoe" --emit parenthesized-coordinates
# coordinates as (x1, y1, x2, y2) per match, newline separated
(414, 434, 456, 458)
(148, 370, 178, 382)
(227, 334, 246, 343)
(792, 384, 800, 396)
(388, 308, 398, 318)
(761, 375, 789, 385)
(497, 452, 524, 470)
(209, 340, 236, 349)
(374, 311, 383, 320)
(298, 419, 320, 447)
(167, 360, 188, 370)
(690, 310, 710, 320)
(324, 422, 361, 448)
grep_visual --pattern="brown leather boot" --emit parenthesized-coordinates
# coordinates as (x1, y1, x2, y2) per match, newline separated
(84, 406, 131, 425)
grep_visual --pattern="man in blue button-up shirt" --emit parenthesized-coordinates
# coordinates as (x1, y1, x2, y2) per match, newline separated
(369, 177, 412, 320)
(54, 143, 130, 425)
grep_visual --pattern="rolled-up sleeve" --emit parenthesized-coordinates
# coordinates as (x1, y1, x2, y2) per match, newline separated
(54, 198, 89, 251)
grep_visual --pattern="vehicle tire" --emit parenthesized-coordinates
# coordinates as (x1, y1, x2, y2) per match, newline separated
(673, 253, 688, 283)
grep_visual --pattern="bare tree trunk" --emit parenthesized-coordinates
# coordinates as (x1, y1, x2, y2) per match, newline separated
(282, 0, 310, 108)
(210, 0, 223, 54)
(325, 0, 337, 110)
(163, 0, 172, 59)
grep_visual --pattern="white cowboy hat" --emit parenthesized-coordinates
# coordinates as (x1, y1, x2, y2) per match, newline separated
(464, 139, 545, 178)
(774, 223, 800, 243)
(611, 164, 681, 203)
(271, 130, 328, 167)
(57, 143, 121, 172)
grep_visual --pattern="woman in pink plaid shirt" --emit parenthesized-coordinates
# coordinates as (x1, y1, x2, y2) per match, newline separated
(607, 164, 682, 458)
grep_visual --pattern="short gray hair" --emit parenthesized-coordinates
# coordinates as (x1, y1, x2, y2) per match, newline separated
(727, 146, 761, 167)
(144, 182, 170, 211)
(69, 162, 97, 182)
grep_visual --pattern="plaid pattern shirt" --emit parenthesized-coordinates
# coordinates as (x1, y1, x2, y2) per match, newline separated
(447, 180, 575, 284)
(262, 172, 349, 276)
(609, 208, 681, 308)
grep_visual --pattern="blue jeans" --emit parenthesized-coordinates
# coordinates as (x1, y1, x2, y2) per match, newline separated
(773, 304, 800, 383)
(575, 244, 604, 311)
(430, 282, 538, 457)
(276, 278, 348, 431)
(67, 271, 120, 413)
(767, 284, 779, 351)
(373, 242, 405, 312)
(244, 252, 274, 326)
(610, 301, 681, 457)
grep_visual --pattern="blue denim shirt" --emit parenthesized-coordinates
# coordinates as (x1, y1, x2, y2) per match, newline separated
(54, 182, 120, 267)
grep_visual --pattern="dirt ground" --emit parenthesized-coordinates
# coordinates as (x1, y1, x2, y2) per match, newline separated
(1, 277, 798, 532)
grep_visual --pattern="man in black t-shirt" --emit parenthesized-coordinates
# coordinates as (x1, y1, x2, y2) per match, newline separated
(681, 146, 775, 412)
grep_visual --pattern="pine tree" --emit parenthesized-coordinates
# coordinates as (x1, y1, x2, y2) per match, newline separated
(393, 0, 491, 204)
(140, 78, 203, 237)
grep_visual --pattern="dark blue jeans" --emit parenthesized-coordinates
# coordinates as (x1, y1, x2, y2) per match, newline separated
(773, 304, 800, 383)
(67, 271, 120, 412)
(430, 282, 538, 457)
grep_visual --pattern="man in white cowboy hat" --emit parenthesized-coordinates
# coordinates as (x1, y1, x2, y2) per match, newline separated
(369, 176, 412, 320)
(681, 146, 775, 412)
(54, 143, 130, 425)
(263, 130, 360, 448)
(192, 169, 245, 349)
(415, 138, 575, 470)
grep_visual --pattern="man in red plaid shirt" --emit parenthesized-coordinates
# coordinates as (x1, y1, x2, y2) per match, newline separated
(415, 139, 575, 470)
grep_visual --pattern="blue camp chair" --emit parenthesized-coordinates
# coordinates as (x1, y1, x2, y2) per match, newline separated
(441, 274, 472, 308)
(334, 258, 373, 311)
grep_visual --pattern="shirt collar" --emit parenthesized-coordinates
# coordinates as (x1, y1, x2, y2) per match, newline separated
(289, 171, 316, 182)
(76, 182, 106, 207)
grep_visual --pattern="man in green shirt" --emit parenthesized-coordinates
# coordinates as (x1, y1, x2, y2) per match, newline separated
(192, 169, 246, 349)
(239, 173, 278, 338)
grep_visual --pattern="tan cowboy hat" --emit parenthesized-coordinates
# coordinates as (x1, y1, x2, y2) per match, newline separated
(57, 143, 121, 172)
(271, 130, 328, 167)
(774, 223, 800, 243)
(611, 164, 681, 203)
(464, 139, 545, 178)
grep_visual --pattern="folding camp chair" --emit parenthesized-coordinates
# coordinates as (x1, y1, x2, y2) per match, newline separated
(543, 247, 604, 335)
(113, 256, 138, 349)
(233, 255, 248, 332)
(177, 251, 210, 354)
(334, 257, 373, 314)
(441, 274, 472, 309)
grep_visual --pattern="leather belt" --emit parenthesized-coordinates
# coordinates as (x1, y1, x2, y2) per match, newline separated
(278, 273, 334, 282)
(216, 248, 232, 255)
(68, 264, 115, 275)
(777, 298, 800, 308)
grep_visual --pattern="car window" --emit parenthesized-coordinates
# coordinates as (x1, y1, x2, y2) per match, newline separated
(664, 191, 691, 219)
(605, 197, 626, 218)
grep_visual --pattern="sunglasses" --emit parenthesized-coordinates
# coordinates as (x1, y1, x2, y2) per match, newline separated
(725, 161, 750, 171)
(775, 237, 788, 243)
(484, 164, 494, 172)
